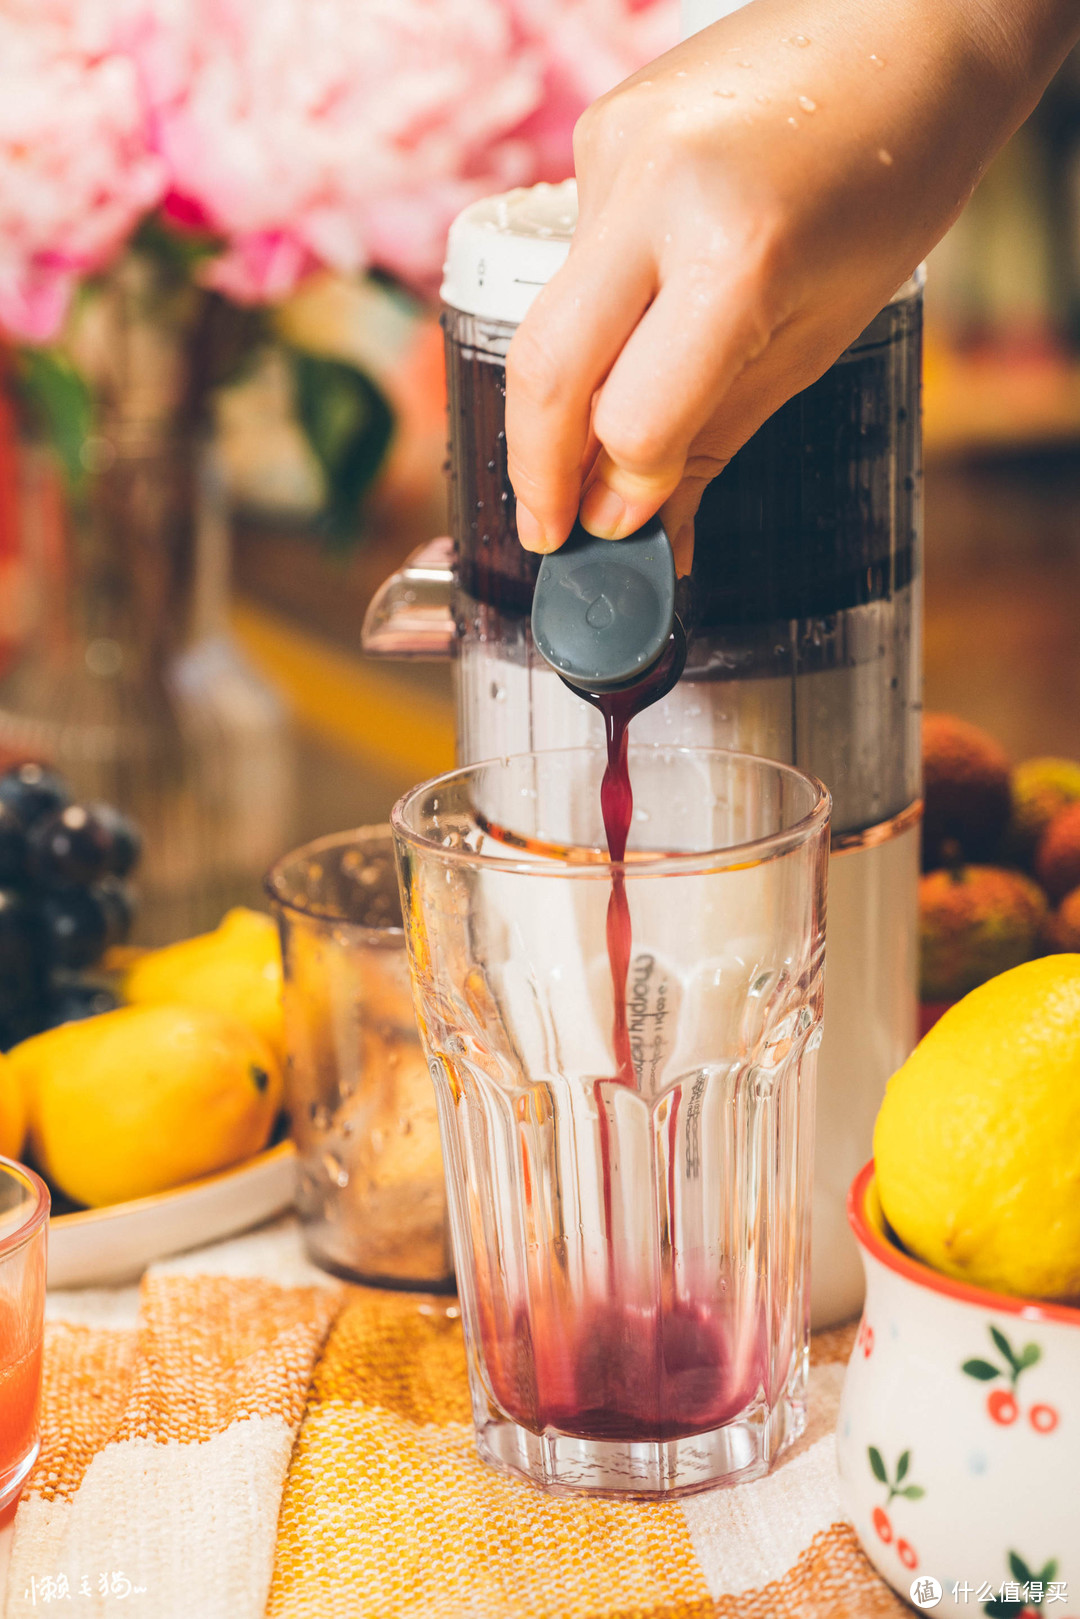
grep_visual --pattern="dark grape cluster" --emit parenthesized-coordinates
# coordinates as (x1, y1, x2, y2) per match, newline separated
(0, 763, 141, 1050)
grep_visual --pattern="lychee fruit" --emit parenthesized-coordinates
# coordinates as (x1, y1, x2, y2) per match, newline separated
(922, 714, 1011, 870)
(1036, 802, 1080, 902)
(1042, 884, 1080, 952)
(1005, 756, 1080, 868)
(919, 865, 1047, 1001)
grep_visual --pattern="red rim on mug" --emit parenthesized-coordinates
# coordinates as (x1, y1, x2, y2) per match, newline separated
(848, 1160, 1080, 1328)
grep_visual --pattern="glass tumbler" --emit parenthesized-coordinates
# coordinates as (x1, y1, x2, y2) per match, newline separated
(266, 828, 453, 1290)
(0, 1157, 49, 1510)
(393, 746, 830, 1496)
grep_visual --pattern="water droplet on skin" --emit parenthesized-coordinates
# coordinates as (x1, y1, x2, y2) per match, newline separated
(675, 70, 687, 77)
(869, 53, 886, 68)
(737, 60, 752, 68)
(755, 93, 771, 104)
(792, 33, 811, 46)
(322, 1152, 349, 1189)
(713, 88, 736, 98)
(877, 147, 893, 166)
(797, 95, 817, 113)
(787, 116, 798, 127)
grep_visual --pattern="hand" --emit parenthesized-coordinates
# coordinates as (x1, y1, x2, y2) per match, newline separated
(505, 0, 1080, 569)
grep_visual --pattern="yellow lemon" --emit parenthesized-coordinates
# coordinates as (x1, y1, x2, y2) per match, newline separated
(15, 1004, 282, 1208)
(874, 955, 1080, 1300)
(124, 907, 284, 1060)
(0, 1050, 27, 1159)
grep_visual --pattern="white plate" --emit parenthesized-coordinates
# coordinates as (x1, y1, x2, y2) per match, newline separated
(46, 1141, 296, 1289)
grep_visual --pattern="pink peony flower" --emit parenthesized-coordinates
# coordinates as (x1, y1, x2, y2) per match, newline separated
(509, 0, 680, 180)
(0, 0, 677, 331)
(0, 1, 167, 342)
(138, 0, 677, 300)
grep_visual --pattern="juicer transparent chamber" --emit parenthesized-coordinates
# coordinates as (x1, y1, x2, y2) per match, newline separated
(364, 182, 923, 1326)
(442, 295, 920, 834)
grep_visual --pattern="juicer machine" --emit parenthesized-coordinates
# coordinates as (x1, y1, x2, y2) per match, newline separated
(365, 189, 922, 1329)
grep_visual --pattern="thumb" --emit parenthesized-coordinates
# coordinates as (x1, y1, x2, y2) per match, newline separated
(578, 448, 686, 544)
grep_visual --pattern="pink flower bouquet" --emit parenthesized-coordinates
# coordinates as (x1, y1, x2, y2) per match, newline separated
(0, 2, 165, 343)
(0, 0, 674, 527)
(0, 0, 675, 340)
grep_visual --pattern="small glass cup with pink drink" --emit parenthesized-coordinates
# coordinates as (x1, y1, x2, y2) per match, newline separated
(0, 1157, 49, 1512)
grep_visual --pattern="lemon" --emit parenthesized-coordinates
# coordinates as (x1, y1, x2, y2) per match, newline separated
(12, 1004, 282, 1208)
(124, 908, 284, 1060)
(0, 1050, 27, 1159)
(874, 955, 1080, 1300)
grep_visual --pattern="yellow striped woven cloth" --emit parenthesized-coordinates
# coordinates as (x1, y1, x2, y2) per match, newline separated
(0, 1221, 904, 1619)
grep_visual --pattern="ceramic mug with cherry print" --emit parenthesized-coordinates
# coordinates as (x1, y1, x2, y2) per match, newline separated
(837, 1163, 1079, 1619)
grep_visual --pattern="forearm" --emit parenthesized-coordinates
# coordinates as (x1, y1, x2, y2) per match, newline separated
(507, 0, 1080, 554)
(661, 0, 1080, 258)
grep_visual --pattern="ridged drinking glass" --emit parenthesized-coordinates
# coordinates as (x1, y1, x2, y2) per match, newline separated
(393, 745, 829, 1496)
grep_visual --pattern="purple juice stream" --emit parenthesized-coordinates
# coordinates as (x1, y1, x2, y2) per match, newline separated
(595, 669, 684, 1246)
(594, 682, 636, 1264)
(480, 653, 767, 1444)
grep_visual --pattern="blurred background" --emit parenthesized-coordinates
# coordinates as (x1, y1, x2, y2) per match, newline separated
(2, 2, 1079, 942)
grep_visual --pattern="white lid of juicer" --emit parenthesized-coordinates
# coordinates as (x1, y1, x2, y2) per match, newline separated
(442, 176, 923, 328)
(441, 180, 578, 325)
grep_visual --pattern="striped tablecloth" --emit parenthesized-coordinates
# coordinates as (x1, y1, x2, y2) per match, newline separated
(0, 1220, 904, 1618)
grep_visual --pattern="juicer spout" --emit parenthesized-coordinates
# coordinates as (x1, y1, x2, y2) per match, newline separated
(360, 536, 456, 658)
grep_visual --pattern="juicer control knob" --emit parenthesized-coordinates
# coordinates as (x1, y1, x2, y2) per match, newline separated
(531, 519, 680, 693)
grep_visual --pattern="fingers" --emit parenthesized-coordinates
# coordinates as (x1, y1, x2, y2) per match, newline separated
(660, 305, 866, 575)
(660, 474, 714, 578)
(505, 228, 654, 553)
(578, 262, 779, 540)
